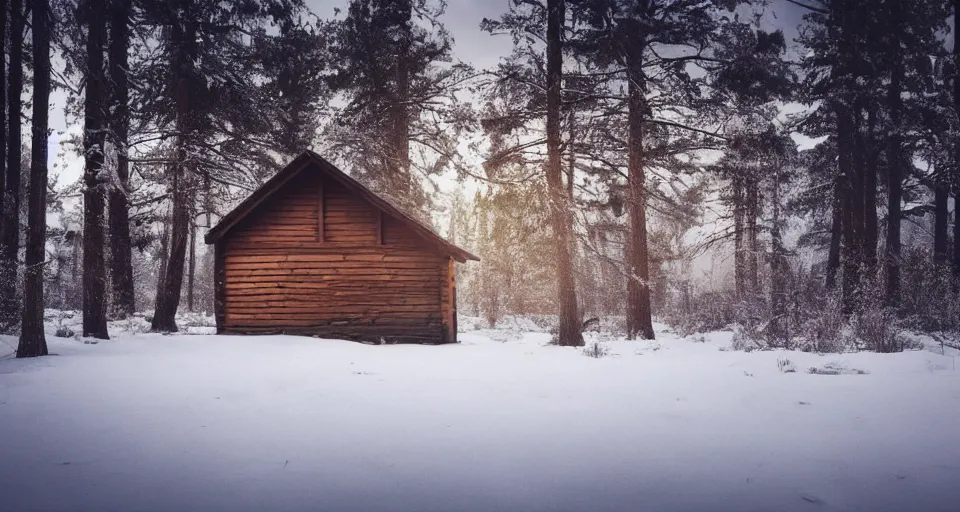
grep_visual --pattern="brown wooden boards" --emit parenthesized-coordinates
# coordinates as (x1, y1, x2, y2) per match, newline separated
(215, 168, 459, 344)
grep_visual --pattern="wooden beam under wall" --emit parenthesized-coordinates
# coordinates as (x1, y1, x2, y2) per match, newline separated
(317, 180, 325, 242)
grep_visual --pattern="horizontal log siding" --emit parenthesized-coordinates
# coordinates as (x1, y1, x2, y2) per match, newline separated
(220, 172, 449, 343)
(230, 173, 320, 243)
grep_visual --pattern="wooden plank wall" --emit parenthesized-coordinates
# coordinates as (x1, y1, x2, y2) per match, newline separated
(221, 171, 450, 343)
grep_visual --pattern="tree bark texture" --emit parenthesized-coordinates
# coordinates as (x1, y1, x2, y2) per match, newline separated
(545, 0, 583, 346)
(624, 20, 654, 340)
(733, 175, 747, 298)
(187, 216, 196, 312)
(838, 108, 862, 314)
(0, 0, 7, 292)
(18, 0, 51, 357)
(834, 0, 865, 314)
(885, 41, 903, 304)
(769, 174, 788, 347)
(1, 0, 24, 327)
(82, 0, 111, 339)
(108, 0, 135, 317)
(826, 177, 842, 290)
(745, 176, 760, 296)
(151, 19, 198, 332)
(954, 0, 960, 278)
(934, 181, 948, 264)
(860, 109, 878, 273)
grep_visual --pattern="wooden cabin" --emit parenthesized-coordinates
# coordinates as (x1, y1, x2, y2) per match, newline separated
(204, 151, 478, 344)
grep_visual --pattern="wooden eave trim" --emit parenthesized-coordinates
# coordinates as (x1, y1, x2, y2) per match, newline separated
(205, 151, 479, 262)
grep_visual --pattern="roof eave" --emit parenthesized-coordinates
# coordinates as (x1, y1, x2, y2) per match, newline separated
(203, 152, 480, 265)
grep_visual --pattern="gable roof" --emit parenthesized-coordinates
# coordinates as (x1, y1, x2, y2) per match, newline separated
(204, 151, 479, 263)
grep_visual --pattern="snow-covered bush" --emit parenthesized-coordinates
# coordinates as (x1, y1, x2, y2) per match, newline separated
(777, 357, 796, 373)
(898, 250, 960, 335)
(852, 307, 908, 353)
(731, 322, 766, 351)
(807, 362, 868, 375)
(661, 288, 739, 337)
(582, 342, 609, 358)
(796, 295, 848, 353)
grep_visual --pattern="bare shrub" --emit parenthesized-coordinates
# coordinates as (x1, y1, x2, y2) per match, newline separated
(898, 249, 960, 334)
(731, 322, 766, 351)
(777, 358, 796, 373)
(797, 294, 848, 353)
(852, 307, 902, 353)
(661, 287, 739, 337)
(582, 342, 609, 358)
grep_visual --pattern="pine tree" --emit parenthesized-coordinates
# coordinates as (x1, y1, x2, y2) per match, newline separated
(136, 0, 329, 331)
(953, 0, 960, 279)
(82, 0, 111, 340)
(572, 0, 753, 338)
(710, 24, 794, 301)
(19, 0, 52, 357)
(328, 0, 473, 218)
(0, 0, 6, 322)
(108, 0, 135, 318)
(545, 0, 584, 346)
(1, 0, 25, 329)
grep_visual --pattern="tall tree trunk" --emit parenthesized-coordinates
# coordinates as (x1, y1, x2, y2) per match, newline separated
(624, 24, 654, 340)
(834, 0, 864, 314)
(151, 19, 197, 332)
(157, 218, 169, 296)
(108, 0, 135, 318)
(151, 161, 191, 332)
(934, 179, 948, 264)
(885, 43, 903, 305)
(0, 0, 7, 298)
(838, 109, 861, 314)
(1, 0, 24, 328)
(82, 0, 110, 339)
(769, 172, 788, 347)
(745, 176, 760, 296)
(954, 0, 960, 279)
(546, 0, 583, 346)
(18, 0, 51, 357)
(826, 176, 842, 290)
(861, 109, 879, 273)
(733, 175, 747, 298)
(187, 216, 196, 312)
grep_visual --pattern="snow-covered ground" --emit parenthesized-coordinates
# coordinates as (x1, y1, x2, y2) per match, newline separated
(1, 322, 958, 512)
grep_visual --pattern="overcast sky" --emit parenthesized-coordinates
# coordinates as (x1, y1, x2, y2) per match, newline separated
(48, 0, 810, 187)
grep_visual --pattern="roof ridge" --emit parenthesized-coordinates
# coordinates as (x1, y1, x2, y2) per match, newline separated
(205, 151, 479, 263)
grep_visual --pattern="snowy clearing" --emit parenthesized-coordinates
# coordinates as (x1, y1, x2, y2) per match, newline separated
(1, 325, 959, 512)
